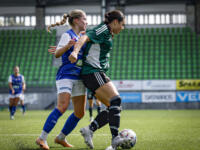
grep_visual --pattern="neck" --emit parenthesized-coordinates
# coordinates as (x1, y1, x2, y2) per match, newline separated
(72, 26, 81, 36)
(107, 23, 114, 35)
(14, 73, 19, 76)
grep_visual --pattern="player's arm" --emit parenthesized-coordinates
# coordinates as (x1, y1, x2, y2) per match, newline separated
(68, 35, 90, 63)
(8, 82, 14, 91)
(54, 39, 76, 58)
(51, 33, 75, 58)
(22, 82, 26, 92)
(22, 76, 26, 93)
(8, 76, 14, 94)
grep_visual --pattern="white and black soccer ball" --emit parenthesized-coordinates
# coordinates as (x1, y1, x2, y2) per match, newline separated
(119, 129, 137, 149)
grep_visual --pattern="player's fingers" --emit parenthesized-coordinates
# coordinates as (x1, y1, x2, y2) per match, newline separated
(48, 49, 56, 52)
(49, 46, 56, 48)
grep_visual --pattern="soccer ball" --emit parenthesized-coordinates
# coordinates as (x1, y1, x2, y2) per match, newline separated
(119, 129, 137, 149)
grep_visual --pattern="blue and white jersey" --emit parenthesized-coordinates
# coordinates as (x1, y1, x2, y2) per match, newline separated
(56, 29, 86, 80)
(8, 74, 25, 94)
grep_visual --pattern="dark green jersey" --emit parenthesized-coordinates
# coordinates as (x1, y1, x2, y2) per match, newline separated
(81, 23, 113, 75)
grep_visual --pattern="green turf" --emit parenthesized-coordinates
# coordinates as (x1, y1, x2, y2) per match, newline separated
(0, 109, 200, 150)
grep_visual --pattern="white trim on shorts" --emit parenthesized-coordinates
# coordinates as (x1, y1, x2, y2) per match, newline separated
(94, 72, 105, 86)
(56, 79, 86, 97)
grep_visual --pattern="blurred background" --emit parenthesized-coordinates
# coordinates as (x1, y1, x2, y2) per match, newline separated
(0, 0, 199, 110)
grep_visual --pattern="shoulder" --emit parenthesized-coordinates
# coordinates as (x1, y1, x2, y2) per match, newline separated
(87, 23, 109, 36)
(61, 32, 71, 40)
(57, 32, 71, 48)
(20, 74, 24, 78)
(9, 75, 13, 79)
(8, 75, 12, 82)
(94, 23, 109, 36)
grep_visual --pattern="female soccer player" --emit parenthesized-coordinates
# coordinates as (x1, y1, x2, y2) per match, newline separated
(69, 10, 128, 150)
(8, 66, 26, 120)
(36, 9, 87, 150)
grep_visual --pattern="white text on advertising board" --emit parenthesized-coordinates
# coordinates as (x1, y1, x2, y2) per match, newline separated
(142, 92, 176, 103)
(176, 92, 200, 102)
(142, 80, 176, 90)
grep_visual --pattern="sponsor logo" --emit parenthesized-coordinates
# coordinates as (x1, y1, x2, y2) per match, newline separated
(145, 95, 172, 100)
(118, 81, 135, 89)
(143, 80, 176, 90)
(120, 92, 142, 103)
(176, 80, 200, 90)
(176, 92, 200, 102)
(108, 37, 112, 41)
(142, 92, 176, 103)
(113, 80, 142, 91)
(76, 59, 83, 67)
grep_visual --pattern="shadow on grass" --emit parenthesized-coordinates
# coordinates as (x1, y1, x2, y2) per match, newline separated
(13, 140, 106, 150)
(50, 146, 106, 150)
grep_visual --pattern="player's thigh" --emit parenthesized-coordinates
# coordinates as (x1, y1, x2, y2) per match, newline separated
(20, 100, 24, 105)
(19, 94, 24, 105)
(72, 95, 86, 118)
(95, 81, 119, 105)
(71, 80, 86, 116)
(57, 92, 71, 109)
(81, 72, 118, 106)
(9, 94, 16, 105)
(56, 79, 73, 111)
(13, 97, 20, 106)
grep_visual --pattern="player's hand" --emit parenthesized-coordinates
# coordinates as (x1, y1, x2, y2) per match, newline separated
(68, 38, 76, 48)
(68, 51, 78, 63)
(48, 46, 56, 54)
(12, 89, 15, 94)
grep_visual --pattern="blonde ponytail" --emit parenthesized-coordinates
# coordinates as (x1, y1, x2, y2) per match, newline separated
(47, 14, 68, 33)
(47, 9, 86, 33)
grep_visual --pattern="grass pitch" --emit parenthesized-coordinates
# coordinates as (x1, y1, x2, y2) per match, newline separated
(0, 109, 200, 150)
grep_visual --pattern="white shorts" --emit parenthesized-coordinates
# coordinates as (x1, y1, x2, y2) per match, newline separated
(9, 93, 24, 100)
(56, 79, 86, 97)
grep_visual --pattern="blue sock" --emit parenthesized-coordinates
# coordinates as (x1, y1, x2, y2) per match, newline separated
(21, 105, 25, 113)
(43, 108, 62, 133)
(61, 113, 80, 136)
(11, 106, 16, 116)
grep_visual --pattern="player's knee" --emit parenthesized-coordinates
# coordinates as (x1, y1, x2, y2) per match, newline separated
(74, 111, 85, 119)
(109, 96, 122, 111)
(57, 106, 67, 114)
(110, 96, 121, 106)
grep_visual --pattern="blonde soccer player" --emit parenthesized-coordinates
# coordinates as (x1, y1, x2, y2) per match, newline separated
(8, 66, 26, 120)
(36, 9, 88, 150)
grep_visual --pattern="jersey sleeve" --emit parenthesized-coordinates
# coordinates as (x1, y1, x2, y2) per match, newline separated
(22, 75, 25, 83)
(8, 75, 12, 83)
(56, 33, 71, 50)
(86, 29, 105, 44)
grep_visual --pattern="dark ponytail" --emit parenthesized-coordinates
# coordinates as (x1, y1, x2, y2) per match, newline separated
(104, 10, 124, 24)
